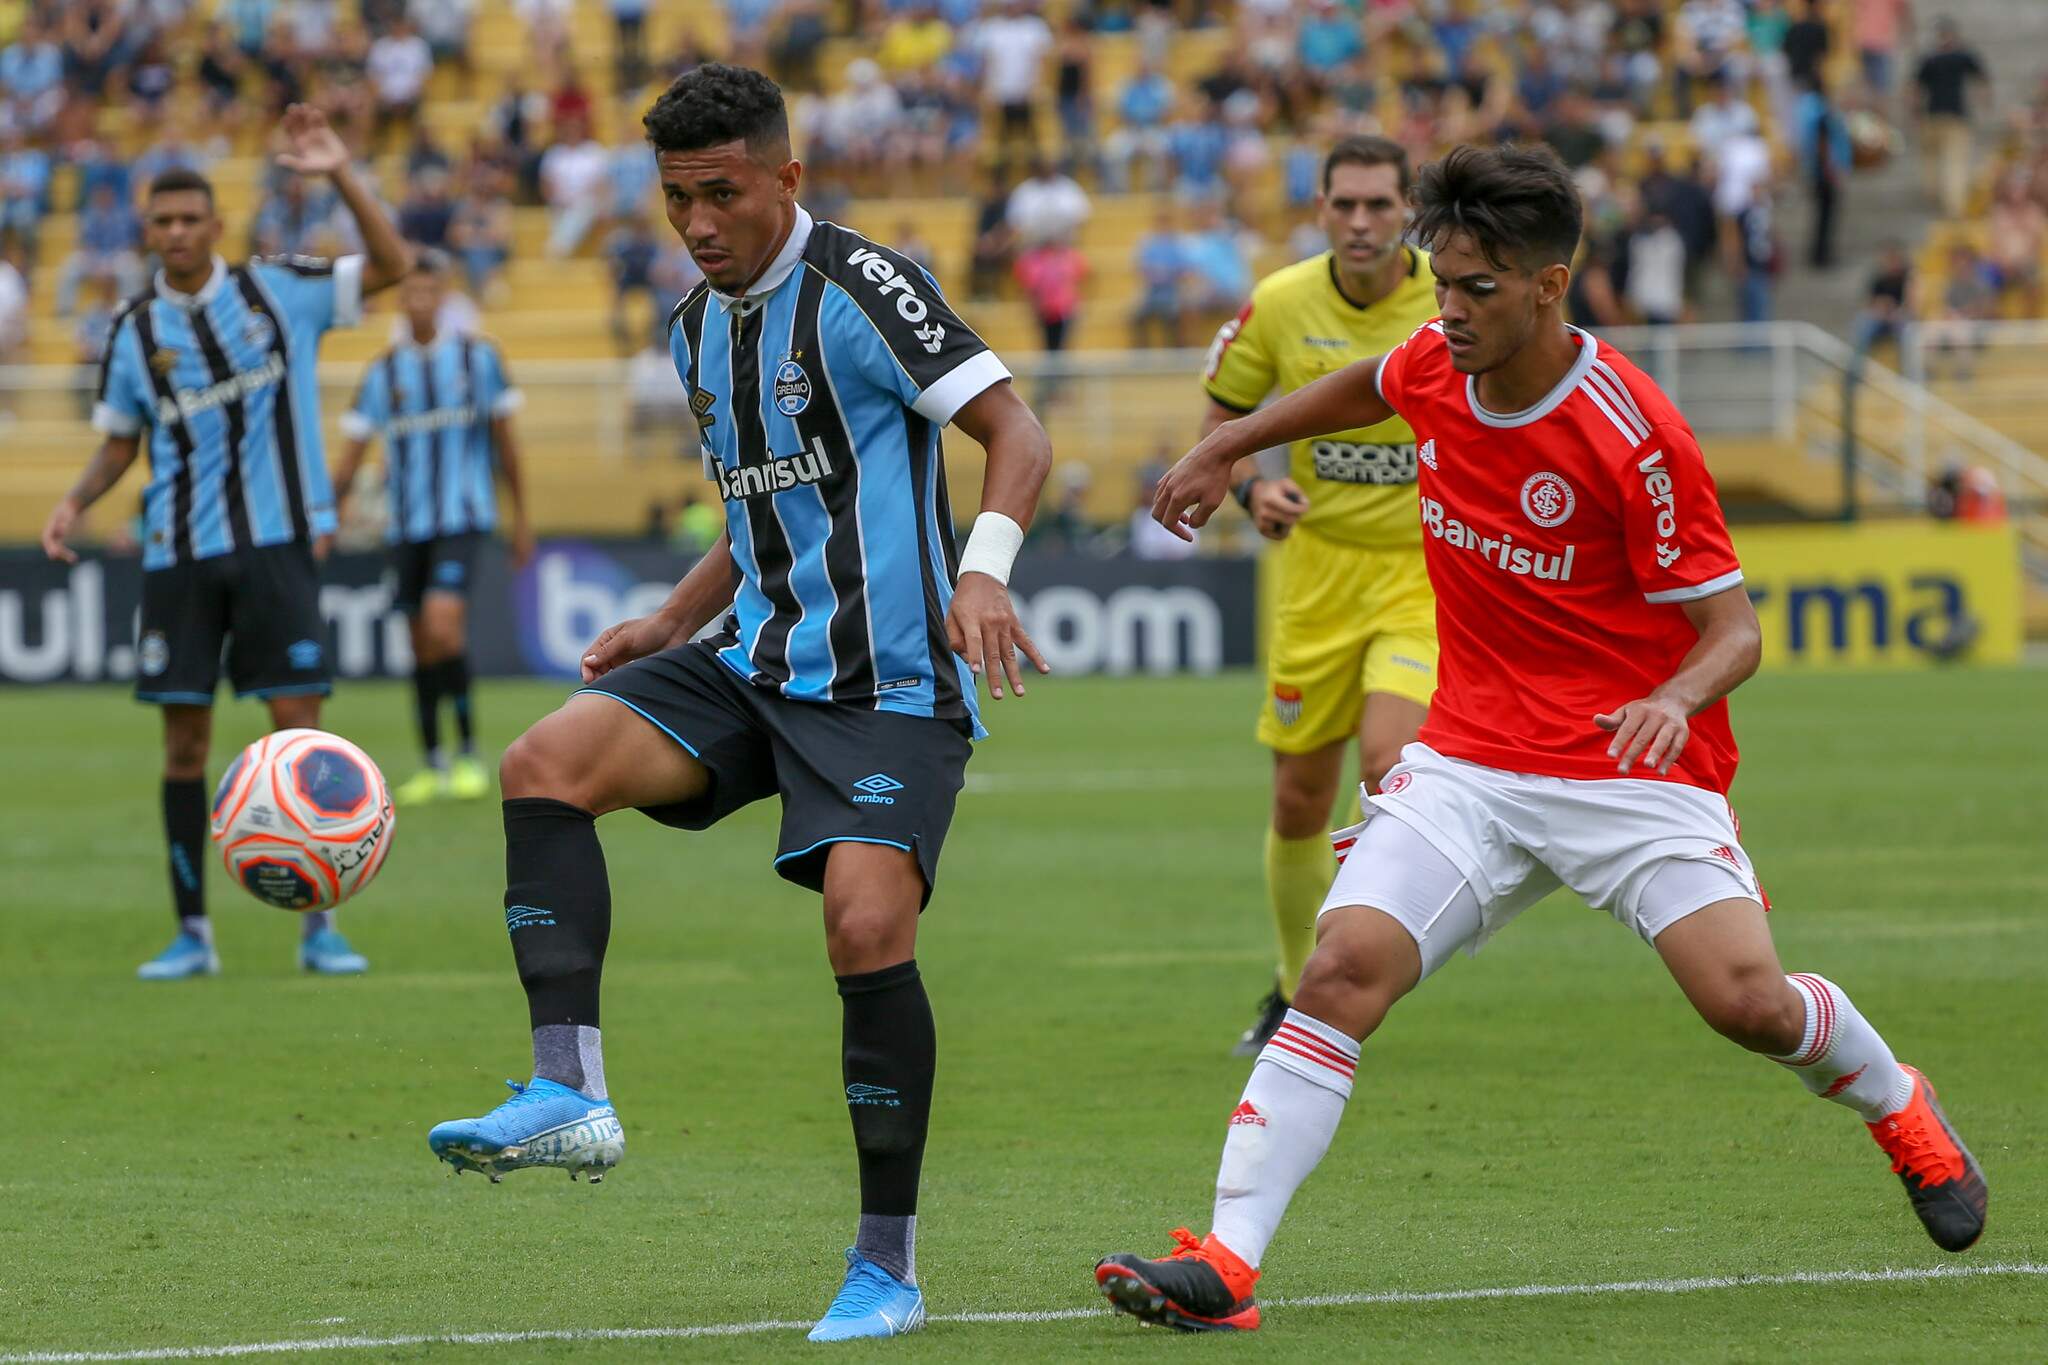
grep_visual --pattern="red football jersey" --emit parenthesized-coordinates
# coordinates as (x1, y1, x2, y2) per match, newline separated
(1374, 321, 1746, 792)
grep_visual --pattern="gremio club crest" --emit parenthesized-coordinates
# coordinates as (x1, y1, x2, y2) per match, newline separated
(1272, 683, 1303, 727)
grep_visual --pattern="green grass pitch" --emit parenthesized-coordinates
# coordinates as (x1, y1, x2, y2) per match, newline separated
(0, 669, 2043, 1362)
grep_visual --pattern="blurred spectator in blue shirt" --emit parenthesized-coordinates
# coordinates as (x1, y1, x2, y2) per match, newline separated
(1128, 207, 1187, 348)
(1179, 196, 1250, 314)
(57, 182, 143, 316)
(0, 14, 66, 133)
(1297, 0, 1362, 76)
(1103, 59, 1173, 192)
(1792, 75, 1851, 268)
(1164, 93, 1228, 198)
(0, 126, 52, 262)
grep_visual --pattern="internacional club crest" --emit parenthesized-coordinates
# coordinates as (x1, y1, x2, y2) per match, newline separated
(1272, 683, 1303, 727)
(1519, 471, 1576, 528)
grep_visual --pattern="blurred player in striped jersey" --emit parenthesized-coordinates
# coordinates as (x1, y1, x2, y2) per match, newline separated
(332, 251, 534, 804)
(40, 105, 411, 980)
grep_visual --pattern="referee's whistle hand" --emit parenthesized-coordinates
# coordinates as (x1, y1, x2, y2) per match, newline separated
(947, 573, 1049, 701)
(1249, 478, 1310, 541)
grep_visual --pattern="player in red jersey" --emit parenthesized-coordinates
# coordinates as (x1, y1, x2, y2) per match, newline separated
(1093, 145, 1986, 1334)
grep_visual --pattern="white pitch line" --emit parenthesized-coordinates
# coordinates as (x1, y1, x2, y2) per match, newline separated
(5, 1262, 2043, 1362)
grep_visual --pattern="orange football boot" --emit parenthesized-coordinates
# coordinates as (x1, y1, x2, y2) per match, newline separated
(1868, 1065, 1988, 1252)
(1095, 1228, 1261, 1331)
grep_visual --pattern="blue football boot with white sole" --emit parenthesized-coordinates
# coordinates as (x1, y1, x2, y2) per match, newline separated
(428, 1079, 623, 1183)
(300, 926, 369, 974)
(137, 930, 219, 981)
(807, 1249, 927, 1342)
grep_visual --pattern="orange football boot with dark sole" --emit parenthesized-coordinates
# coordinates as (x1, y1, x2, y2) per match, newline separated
(1095, 1228, 1261, 1332)
(1868, 1065, 1988, 1252)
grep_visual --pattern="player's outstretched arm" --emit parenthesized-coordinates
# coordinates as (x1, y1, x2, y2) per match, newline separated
(945, 379, 1053, 700)
(1154, 354, 1394, 539)
(490, 415, 535, 569)
(41, 435, 140, 563)
(580, 532, 738, 682)
(276, 103, 413, 295)
(1595, 585, 1762, 776)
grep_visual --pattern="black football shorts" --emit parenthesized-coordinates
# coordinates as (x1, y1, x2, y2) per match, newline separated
(577, 640, 972, 900)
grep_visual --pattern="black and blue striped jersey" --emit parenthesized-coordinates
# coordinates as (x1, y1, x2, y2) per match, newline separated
(92, 253, 363, 572)
(671, 207, 1011, 735)
(340, 332, 521, 543)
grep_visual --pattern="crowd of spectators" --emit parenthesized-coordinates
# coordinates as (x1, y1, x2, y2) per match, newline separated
(0, 0, 721, 369)
(0, 0, 2037, 383)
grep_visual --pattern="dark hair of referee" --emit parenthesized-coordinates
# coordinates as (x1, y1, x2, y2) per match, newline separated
(1411, 143, 1584, 378)
(641, 63, 800, 297)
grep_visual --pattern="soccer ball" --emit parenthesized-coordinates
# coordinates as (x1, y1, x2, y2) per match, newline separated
(209, 728, 396, 911)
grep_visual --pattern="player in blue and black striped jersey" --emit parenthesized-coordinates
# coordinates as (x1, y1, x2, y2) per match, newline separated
(40, 106, 413, 981)
(333, 252, 533, 809)
(425, 66, 1055, 1340)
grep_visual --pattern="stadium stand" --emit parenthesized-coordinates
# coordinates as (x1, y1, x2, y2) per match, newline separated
(0, 0, 2039, 572)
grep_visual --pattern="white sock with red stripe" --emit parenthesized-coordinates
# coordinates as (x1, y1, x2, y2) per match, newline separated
(1773, 974, 1915, 1121)
(1210, 1009, 1360, 1269)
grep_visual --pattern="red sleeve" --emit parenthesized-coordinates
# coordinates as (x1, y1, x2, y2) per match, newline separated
(1622, 422, 1745, 603)
(1372, 317, 1442, 415)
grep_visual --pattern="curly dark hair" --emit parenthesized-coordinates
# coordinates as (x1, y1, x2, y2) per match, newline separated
(1411, 143, 1582, 272)
(642, 63, 789, 160)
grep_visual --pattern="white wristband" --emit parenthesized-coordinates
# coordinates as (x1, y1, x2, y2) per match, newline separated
(957, 511, 1025, 587)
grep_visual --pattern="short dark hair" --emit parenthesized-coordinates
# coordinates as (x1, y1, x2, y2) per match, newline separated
(147, 166, 215, 207)
(1323, 135, 1410, 197)
(642, 63, 789, 161)
(1411, 143, 1582, 271)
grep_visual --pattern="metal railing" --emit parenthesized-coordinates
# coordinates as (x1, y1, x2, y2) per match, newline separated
(2, 322, 2042, 580)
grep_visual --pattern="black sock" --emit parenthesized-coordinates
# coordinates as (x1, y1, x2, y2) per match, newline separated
(443, 655, 475, 754)
(163, 777, 207, 926)
(838, 959, 935, 1284)
(503, 797, 609, 1033)
(413, 661, 444, 766)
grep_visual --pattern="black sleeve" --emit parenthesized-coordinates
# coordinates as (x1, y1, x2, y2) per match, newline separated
(806, 221, 998, 395)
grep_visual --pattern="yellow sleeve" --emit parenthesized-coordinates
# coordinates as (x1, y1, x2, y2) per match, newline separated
(1201, 293, 1275, 414)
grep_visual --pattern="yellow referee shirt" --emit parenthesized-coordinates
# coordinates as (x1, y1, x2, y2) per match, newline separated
(1203, 248, 1439, 548)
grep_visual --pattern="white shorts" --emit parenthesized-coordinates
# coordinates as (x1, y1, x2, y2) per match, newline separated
(1319, 743, 1764, 980)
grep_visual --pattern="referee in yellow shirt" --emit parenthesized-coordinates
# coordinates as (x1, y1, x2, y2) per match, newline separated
(1200, 137, 1441, 1055)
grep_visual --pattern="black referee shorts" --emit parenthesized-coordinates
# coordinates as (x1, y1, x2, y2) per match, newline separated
(134, 542, 331, 705)
(577, 641, 972, 901)
(391, 532, 485, 614)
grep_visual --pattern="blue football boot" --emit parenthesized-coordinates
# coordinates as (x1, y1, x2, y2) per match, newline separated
(136, 929, 219, 981)
(807, 1249, 927, 1342)
(428, 1079, 624, 1183)
(300, 926, 369, 975)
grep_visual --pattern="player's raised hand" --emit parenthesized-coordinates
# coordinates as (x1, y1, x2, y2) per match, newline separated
(947, 572, 1049, 700)
(580, 612, 686, 682)
(40, 497, 79, 564)
(1247, 477, 1310, 541)
(275, 104, 350, 177)
(1152, 439, 1235, 541)
(1595, 696, 1691, 776)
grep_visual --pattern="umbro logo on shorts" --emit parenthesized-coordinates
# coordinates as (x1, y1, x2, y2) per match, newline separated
(852, 773, 904, 805)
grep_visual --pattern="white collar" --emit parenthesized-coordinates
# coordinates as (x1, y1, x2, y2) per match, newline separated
(1465, 326, 1597, 429)
(709, 206, 813, 315)
(155, 255, 230, 308)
